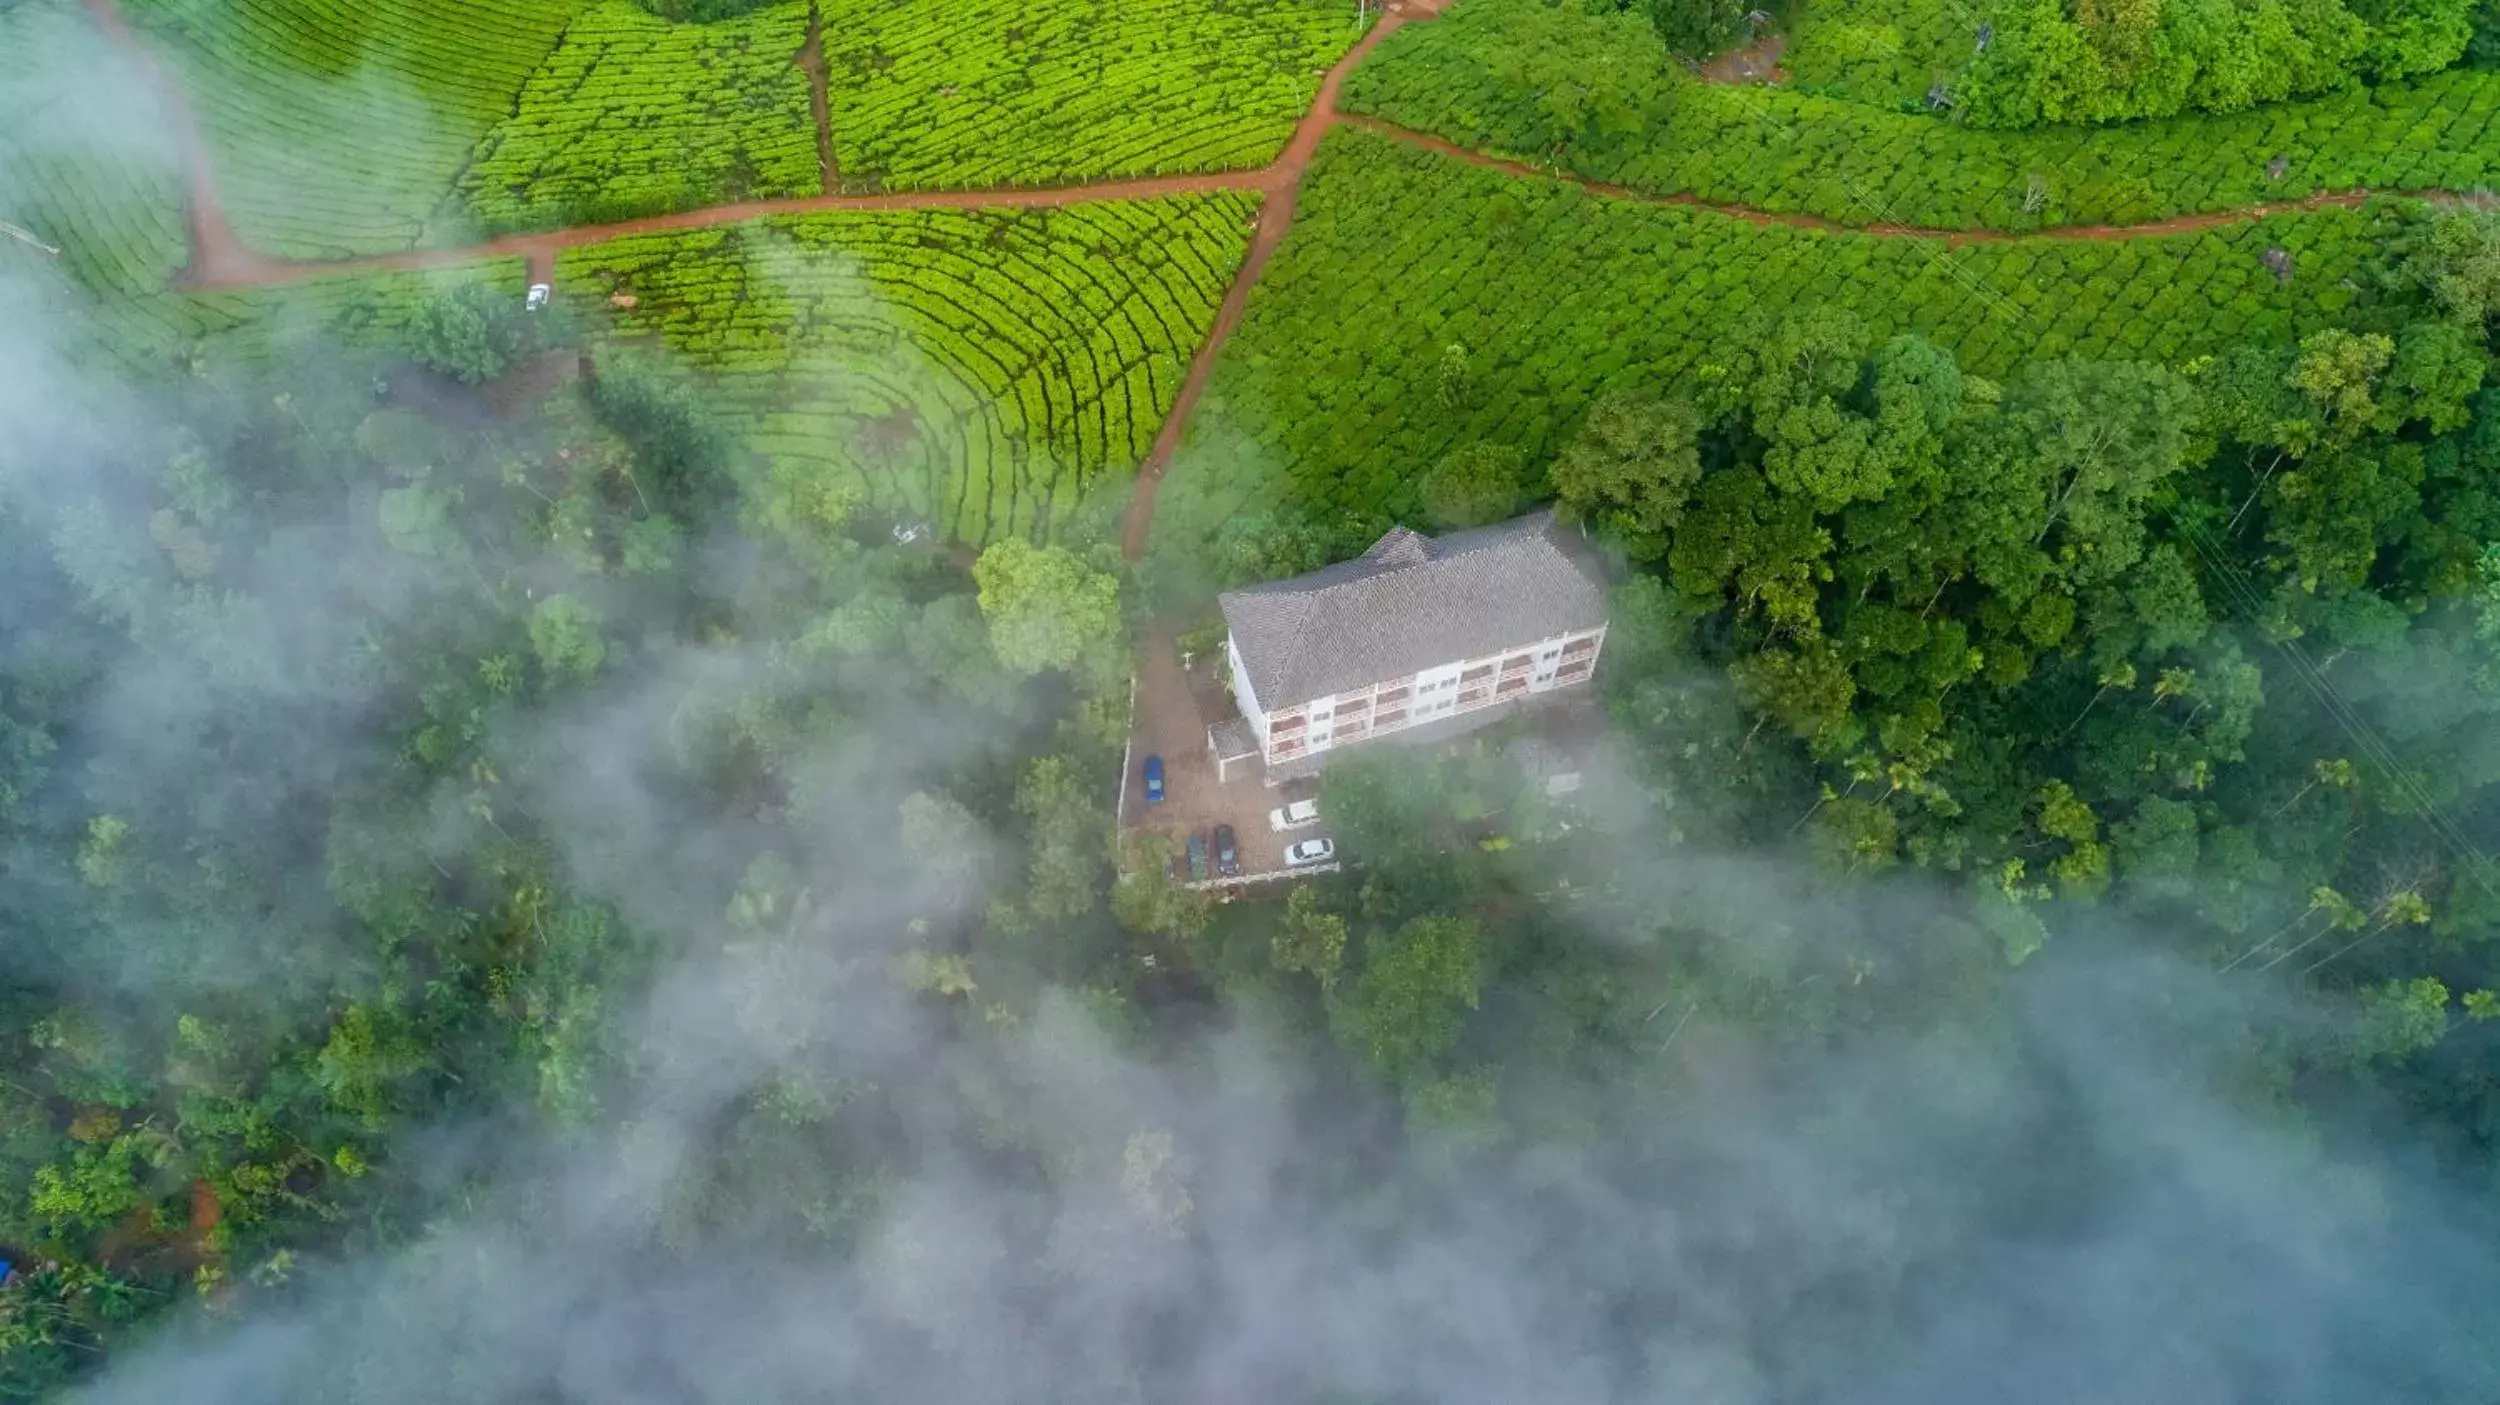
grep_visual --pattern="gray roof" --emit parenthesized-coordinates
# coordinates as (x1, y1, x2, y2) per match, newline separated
(1220, 509, 1608, 709)
(1208, 717, 1260, 761)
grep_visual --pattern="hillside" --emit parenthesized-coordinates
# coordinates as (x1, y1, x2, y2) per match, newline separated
(4, 0, 2500, 1397)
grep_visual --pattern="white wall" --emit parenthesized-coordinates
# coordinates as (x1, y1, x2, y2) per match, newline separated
(1227, 634, 1266, 742)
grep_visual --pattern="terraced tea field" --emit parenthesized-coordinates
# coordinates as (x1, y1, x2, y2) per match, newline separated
(1343, 0, 2500, 233)
(556, 194, 1260, 542)
(456, 0, 822, 236)
(1149, 128, 2400, 554)
(817, 0, 1361, 192)
(18, 0, 2494, 561)
(120, 0, 588, 257)
(1, 0, 194, 314)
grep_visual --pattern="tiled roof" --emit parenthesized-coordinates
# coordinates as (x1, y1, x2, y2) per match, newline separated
(1219, 508, 1607, 709)
(1208, 717, 1260, 762)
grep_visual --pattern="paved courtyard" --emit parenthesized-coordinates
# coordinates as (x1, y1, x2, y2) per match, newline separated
(1121, 631, 1323, 885)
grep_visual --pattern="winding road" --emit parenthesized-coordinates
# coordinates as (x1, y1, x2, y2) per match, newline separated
(69, 0, 2453, 560)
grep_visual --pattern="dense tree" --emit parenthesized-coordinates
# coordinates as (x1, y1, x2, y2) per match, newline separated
(1328, 914, 1487, 1084)
(1422, 440, 1528, 529)
(972, 536, 1125, 683)
(1549, 390, 1703, 558)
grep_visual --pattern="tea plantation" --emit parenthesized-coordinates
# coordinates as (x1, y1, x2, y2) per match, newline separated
(455, 0, 823, 236)
(556, 194, 1260, 542)
(816, 0, 1360, 191)
(1344, 0, 2500, 233)
(90, 0, 1358, 259)
(1150, 127, 2405, 555)
(120, 0, 588, 257)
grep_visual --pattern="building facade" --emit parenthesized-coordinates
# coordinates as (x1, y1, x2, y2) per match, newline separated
(1214, 509, 1609, 782)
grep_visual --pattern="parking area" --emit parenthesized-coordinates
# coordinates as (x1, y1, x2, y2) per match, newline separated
(1122, 631, 1329, 886)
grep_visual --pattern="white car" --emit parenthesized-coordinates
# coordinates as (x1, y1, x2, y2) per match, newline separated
(1283, 837, 1335, 866)
(1268, 798, 1320, 832)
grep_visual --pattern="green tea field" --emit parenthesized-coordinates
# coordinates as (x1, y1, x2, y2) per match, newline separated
(1148, 127, 2404, 554)
(556, 194, 1260, 542)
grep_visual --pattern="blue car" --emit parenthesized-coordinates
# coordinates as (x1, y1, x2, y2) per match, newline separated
(1142, 754, 1165, 804)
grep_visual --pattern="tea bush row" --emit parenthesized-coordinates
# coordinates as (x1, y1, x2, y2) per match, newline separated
(1153, 128, 2405, 554)
(122, 0, 587, 257)
(817, 0, 1358, 191)
(1343, 0, 2500, 233)
(556, 194, 1259, 543)
(457, 0, 821, 235)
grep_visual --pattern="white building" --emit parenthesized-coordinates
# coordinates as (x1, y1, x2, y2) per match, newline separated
(1210, 508, 1608, 784)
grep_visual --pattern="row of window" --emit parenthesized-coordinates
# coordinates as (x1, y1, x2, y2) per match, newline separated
(1268, 631, 1604, 732)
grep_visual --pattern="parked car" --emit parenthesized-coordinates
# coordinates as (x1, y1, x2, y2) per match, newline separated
(1213, 824, 1240, 877)
(1284, 837, 1336, 867)
(1142, 754, 1165, 804)
(1267, 798, 1320, 832)
(1186, 831, 1210, 882)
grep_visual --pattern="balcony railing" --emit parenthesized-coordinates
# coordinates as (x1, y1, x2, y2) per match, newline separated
(1272, 715, 1306, 735)
(1457, 689, 1491, 709)
(1461, 665, 1494, 684)
(1376, 688, 1411, 707)
(1562, 637, 1597, 658)
(1374, 710, 1408, 730)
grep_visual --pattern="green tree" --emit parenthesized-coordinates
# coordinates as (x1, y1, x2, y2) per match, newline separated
(1328, 915, 1487, 1083)
(1550, 391, 1704, 558)
(1645, 0, 1750, 59)
(529, 594, 607, 685)
(392, 283, 529, 385)
(1272, 884, 1348, 986)
(1110, 831, 1213, 948)
(1014, 756, 1105, 926)
(2287, 329, 2395, 443)
(972, 537, 1124, 681)
(2401, 204, 2500, 340)
(1422, 442, 1527, 530)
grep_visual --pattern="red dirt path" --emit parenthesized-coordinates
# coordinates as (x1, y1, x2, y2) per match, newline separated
(1116, 2, 1426, 560)
(187, 170, 1277, 291)
(1339, 115, 2420, 244)
(69, 0, 2470, 561)
(74, 0, 286, 287)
